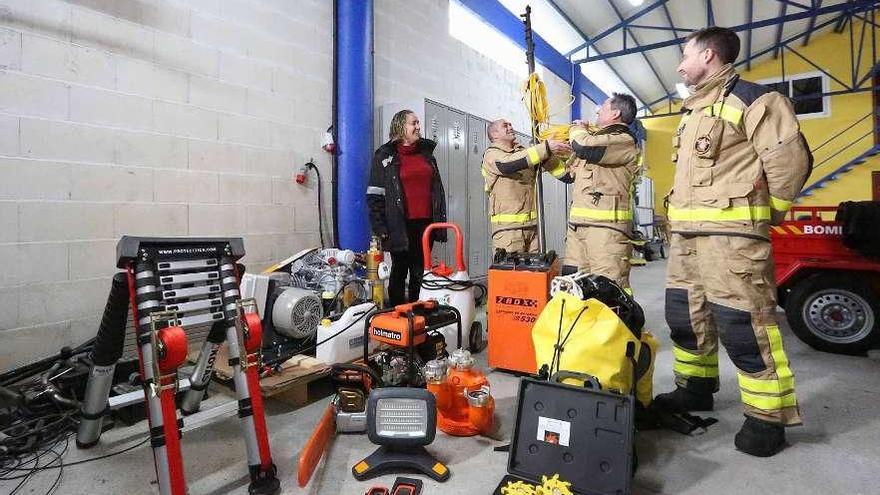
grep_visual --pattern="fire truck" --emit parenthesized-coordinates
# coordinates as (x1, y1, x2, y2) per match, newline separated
(772, 206, 880, 354)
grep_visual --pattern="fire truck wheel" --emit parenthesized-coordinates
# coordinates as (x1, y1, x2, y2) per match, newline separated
(785, 273, 879, 355)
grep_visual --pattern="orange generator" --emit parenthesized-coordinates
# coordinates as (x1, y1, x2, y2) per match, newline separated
(487, 251, 559, 373)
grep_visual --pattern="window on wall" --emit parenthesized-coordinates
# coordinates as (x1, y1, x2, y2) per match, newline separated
(448, 0, 539, 78)
(758, 72, 829, 118)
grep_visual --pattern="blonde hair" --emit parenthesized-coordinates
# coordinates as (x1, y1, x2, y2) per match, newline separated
(389, 110, 415, 142)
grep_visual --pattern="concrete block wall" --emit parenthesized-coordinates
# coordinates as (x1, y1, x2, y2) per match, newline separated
(0, 0, 333, 370)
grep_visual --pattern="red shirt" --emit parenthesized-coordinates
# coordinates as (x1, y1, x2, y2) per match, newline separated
(397, 142, 433, 220)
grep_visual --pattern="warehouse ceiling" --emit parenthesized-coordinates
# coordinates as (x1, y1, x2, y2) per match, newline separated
(508, 0, 874, 112)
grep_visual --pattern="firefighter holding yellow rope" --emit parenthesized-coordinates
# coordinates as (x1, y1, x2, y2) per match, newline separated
(482, 119, 570, 253)
(561, 93, 641, 293)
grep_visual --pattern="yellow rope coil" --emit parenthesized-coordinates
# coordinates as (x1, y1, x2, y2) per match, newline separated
(500, 474, 574, 495)
(523, 72, 576, 158)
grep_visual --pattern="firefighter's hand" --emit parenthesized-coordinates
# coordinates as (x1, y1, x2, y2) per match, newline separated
(547, 140, 571, 155)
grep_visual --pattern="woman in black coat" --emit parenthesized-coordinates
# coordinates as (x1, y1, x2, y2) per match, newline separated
(366, 109, 447, 306)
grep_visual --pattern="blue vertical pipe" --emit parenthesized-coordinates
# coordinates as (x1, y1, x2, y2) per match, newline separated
(570, 63, 582, 121)
(335, 0, 373, 251)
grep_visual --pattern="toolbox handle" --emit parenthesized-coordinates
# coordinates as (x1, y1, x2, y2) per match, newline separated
(421, 222, 466, 272)
(550, 371, 602, 390)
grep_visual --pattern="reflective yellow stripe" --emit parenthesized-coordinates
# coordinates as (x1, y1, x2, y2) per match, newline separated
(770, 195, 792, 212)
(667, 205, 771, 222)
(738, 325, 798, 410)
(766, 325, 795, 384)
(673, 347, 718, 365)
(491, 211, 537, 223)
(673, 347, 719, 378)
(738, 373, 795, 394)
(570, 207, 633, 221)
(741, 390, 798, 411)
(704, 102, 744, 126)
(526, 146, 541, 165)
(547, 162, 566, 178)
(675, 362, 720, 378)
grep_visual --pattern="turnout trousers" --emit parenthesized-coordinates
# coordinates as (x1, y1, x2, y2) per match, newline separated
(665, 233, 802, 425)
(492, 226, 538, 254)
(565, 224, 633, 291)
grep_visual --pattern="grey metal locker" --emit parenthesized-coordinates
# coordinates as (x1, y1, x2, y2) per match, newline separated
(466, 116, 489, 280)
(543, 169, 569, 255)
(424, 100, 449, 264)
(446, 108, 469, 269)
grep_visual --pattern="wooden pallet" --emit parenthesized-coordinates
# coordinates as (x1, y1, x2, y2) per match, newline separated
(189, 345, 331, 408)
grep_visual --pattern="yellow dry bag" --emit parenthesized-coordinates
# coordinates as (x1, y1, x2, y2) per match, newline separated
(533, 291, 658, 407)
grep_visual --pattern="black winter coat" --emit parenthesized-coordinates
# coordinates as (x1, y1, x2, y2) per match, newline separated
(366, 139, 447, 251)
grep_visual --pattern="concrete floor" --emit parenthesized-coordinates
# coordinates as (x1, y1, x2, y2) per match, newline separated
(5, 259, 880, 495)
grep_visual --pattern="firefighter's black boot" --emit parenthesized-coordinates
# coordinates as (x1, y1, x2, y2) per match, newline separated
(735, 416, 786, 457)
(652, 386, 713, 412)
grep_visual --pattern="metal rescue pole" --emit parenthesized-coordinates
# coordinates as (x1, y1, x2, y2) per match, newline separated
(521, 6, 547, 253)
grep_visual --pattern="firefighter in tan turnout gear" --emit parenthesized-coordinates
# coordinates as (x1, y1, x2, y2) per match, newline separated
(482, 119, 570, 253)
(654, 27, 812, 457)
(562, 93, 641, 292)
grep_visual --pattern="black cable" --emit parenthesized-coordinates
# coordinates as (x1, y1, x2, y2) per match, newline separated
(419, 273, 487, 304)
(1, 435, 149, 475)
(304, 160, 326, 248)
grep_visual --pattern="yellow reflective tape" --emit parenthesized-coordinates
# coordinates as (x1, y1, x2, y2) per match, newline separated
(787, 225, 803, 235)
(667, 205, 771, 222)
(354, 461, 369, 474)
(704, 102, 744, 126)
(673, 346, 719, 365)
(741, 390, 798, 411)
(771, 226, 787, 234)
(491, 211, 537, 223)
(432, 462, 448, 475)
(766, 325, 794, 380)
(770, 195, 792, 212)
(527, 146, 541, 165)
(547, 162, 566, 177)
(674, 361, 720, 378)
(738, 373, 795, 395)
(570, 207, 633, 221)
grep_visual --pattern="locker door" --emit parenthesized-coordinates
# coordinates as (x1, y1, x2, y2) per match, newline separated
(424, 100, 448, 264)
(446, 108, 469, 267)
(543, 170, 568, 254)
(466, 116, 489, 279)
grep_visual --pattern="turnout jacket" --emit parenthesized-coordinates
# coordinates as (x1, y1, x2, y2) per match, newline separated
(567, 123, 641, 228)
(668, 64, 812, 239)
(366, 139, 447, 251)
(482, 141, 566, 236)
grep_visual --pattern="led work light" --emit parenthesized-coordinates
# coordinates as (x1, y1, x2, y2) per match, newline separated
(351, 388, 450, 482)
